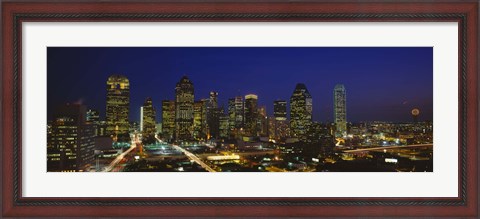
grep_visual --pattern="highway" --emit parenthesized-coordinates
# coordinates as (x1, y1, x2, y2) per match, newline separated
(343, 144, 433, 153)
(103, 134, 139, 172)
(155, 136, 216, 172)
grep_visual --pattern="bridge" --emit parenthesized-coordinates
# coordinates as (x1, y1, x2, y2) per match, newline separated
(343, 144, 433, 153)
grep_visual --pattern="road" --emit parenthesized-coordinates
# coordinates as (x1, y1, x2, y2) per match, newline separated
(103, 134, 139, 172)
(155, 137, 216, 172)
(343, 144, 433, 153)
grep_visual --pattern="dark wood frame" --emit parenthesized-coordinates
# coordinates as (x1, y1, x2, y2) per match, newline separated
(1, 0, 478, 217)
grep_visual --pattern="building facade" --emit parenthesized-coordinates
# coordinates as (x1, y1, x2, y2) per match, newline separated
(175, 76, 195, 141)
(105, 75, 130, 141)
(333, 84, 347, 137)
(290, 83, 313, 141)
(244, 94, 258, 137)
(142, 97, 156, 142)
(47, 103, 95, 172)
(161, 100, 175, 141)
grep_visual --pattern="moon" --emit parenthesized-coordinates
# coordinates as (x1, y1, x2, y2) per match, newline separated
(411, 108, 420, 116)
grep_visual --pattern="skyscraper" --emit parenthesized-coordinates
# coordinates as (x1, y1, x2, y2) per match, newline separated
(161, 100, 175, 141)
(207, 91, 220, 139)
(193, 100, 208, 140)
(290, 83, 312, 141)
(274, 100, 287, 121)
(244, 94, 258, 137)
(47, 103, 95, 172)
(140, 106, 144, 132)
(258, 105, 268, 137)
(273, 100, 289, 140)
(105, 75, 130, 141)
(228, 98, 236, 132)
(86, 109, 100, 137)
(175, 76, 194, 141)
(142, 97, 156, 143)
(233, 96, 244, 128)
(333, 84, 347, 137)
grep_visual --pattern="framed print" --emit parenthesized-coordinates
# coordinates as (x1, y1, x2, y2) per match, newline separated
(1, 0, 478, 217)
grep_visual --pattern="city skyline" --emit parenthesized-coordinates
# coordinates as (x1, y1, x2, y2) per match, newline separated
(47, 47, 433, 123)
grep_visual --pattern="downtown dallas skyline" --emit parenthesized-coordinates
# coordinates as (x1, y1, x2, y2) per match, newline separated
(47, 47, 433, 123)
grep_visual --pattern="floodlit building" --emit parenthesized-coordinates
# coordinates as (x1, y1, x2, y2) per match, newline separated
(175, 76, 195, 141)
(290, 83, 312, 141)
(105, 75, 130, 140)
(333, 84, 347, 137)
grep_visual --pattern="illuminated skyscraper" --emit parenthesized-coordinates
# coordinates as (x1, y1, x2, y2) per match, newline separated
(86, 109, 100, 136)
(47, 103, 95, 172)
(274, 100, 287, 121)
(244, 94, 258, 136)
(290, 83, 312, 140)
(228, 98, 236, 132)
(175, 76, 195, 140)
(105, 75, 130, 140)
(207, 91, 220, 139)
(193, 100, 208, 140)
(234, 96, 244, 128)
(333, 84, 347, 137)
(219, 108, 229, 138)
(142, 97, 156, 142)
(161, 100, 175, 141)
(273, 100, 289, 140)
(258, 105, 268, 137)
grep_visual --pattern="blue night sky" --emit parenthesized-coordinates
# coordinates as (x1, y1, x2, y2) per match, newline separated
(47, 47, 433, 123)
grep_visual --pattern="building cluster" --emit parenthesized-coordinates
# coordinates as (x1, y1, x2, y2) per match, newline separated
(47, 74, 350, 171)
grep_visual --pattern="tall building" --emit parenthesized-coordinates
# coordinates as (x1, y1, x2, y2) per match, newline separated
(193, 99, 208, 140)
(234, 96, 244, 128)
(218, 108, 230, 138)
(274, 100, 287, 121)
(86, 109, 100, 137)
(47, 103, 95, 172)
(142, 97, 156, 142)
(175, 76, 195, 141)
(161, 100, 175, 141)
(207, 91, 220, 139)
(273, 100, 289, 140)
(105, 75, 130, 141)
(140, 106, 144, 132)
(244, 94, 258, 137)
(258, 105, 268, 137)
(290, 83, 312, 141)
(228, 98, 236, 132)
(333, 84, 347, 137)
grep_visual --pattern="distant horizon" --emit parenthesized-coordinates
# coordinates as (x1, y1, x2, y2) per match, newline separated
(47, 47, 433, 123)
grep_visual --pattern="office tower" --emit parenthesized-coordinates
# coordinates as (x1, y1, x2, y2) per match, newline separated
(142, 97, 156, 142)
(274, 100, 287, 121)
(47, 103, 95, 172)
(105, 75, 130, 141)
(86, 109, 100, 123)
(333, 84, 347, 137)
(273, 100, 288, 140)
(193, 100, 208, 140)
(228, 98, 236, 132)
(175, 76, 194, 141)
(244, 94, 258, 137)
(161, 100, 175, 141)
(290, 83, 313, 141)
(258, 105, 268, 136)
(219, 108, 230, 138)
(86, 109, 100, 137)
(207, 91, 220, 139)
(234, 96, 244, 128)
